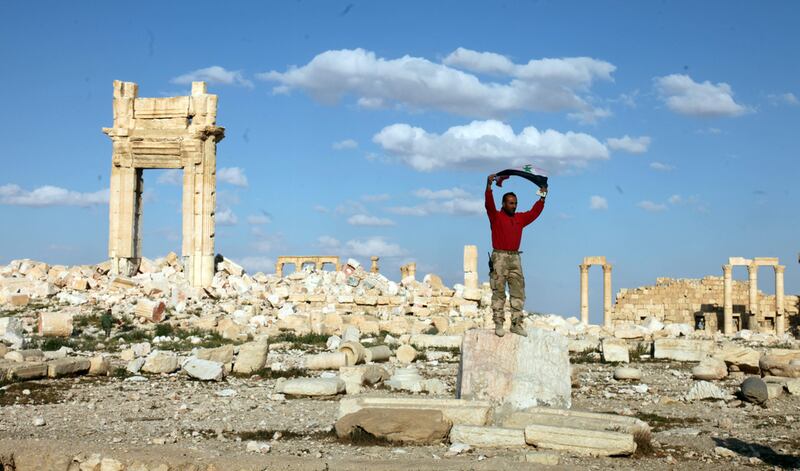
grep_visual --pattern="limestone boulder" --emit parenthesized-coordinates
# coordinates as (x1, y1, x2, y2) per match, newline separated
(691, 358, 728, 381)
(47, 358, 90, 378)
(336, 408, 451, 444)
(183, 357, 225, 381)
(457, 328, 571, 411)
(142, 351, 179, 374)
(713, 346, 761, 374)
(740, 376, 768, 405)
(685, 381, 731, 401)
(233, 341, 269, 374)
(601, 338, 629, 363)
(759, 352, 800, 378)
(654, 338, 716, 362)
(613, 367, 642, 381)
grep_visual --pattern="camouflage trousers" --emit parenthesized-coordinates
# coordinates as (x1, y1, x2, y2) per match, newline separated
(489, 250, 526, 325)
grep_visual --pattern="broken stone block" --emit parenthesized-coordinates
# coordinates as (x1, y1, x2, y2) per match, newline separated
(338, 365, 389, 394)
(364, 345, 391, 363)
(759, 352, 800, 378)
(135, 299, 166, 322)
(785, 379, 800, 395)
(457, 328, 571, 410)
(127, 357, 145, 374)
(47, 358, 90, 378)
(601, 338, 629, 363)
(449, 425, 526, 448)
(338, 397, 492, 426)
(613, 323, 648, 339)
(410, 334, 462, 350)
(524, 451, 561, 465)
(654, 339, 716, 362)
(142, 351, 179, 374)
(0, 317, 24, 348)
(219, 257, 244, 276)
(613, 367, 642, 381)
(278, 377, 345, 396)
(685, 381, 731, 401)
(524, 424, 636, 456)
(338, 341, 366, 366)
(233, 341, 269, 374)
(336, 408, 451, 444)
(5, 348, 45, 362)
(38, 312, 74, 337)
(692, 357, 728, 381)
(395, 344, 417, 364)
(713, 346, 761, 374)
(766, 382, 783, 399)
(196, 344, 235, 365)
(110, 276, 137, 290)
(88, 355, 110, 376)
(6, 361, 48, 380)
(386, 366, 424, 392)
(183, 357, 225, 381)
(8, 293, 30, 306)
(305, 352, 348, 370)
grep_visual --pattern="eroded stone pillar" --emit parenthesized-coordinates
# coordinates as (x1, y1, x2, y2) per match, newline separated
(722, 264, 733, 334)
(579, 264, 589, 325)
(775, 265, 785, 335)
(747, 263, 758, 331)
(602, 264, 613, 328)
(370, 256, 380, 274)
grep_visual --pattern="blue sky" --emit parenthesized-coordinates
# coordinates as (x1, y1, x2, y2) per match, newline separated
(1, 1, 798, 323)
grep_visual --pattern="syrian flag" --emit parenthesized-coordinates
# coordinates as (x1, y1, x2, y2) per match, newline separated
(495, 165, 549, 189)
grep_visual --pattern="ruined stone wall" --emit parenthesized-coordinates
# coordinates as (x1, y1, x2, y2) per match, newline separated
(612, 276, 799, 332)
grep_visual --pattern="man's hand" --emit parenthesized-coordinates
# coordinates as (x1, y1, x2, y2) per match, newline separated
(538, 186, 548, 199)
(486, 174, 496, 188)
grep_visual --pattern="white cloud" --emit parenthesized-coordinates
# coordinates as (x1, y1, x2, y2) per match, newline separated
(606, 135, 651, 154)
(568, 107, 612, 125)
(157, 169, 182, 185)
(171, 66, 254, 88)
(346, 214, 396, 226)
(344, 236, 406, 258)
(332, 139, 359, 150)
(589, 195, 608, 210)
(313, 205, 330, 213)
(361, 193, 390, 202)
(216, 207, 238, 225)
(637, 200, 667, 212)
(0, 184, 108, 207)
(767, 92, 799, 106)
(335, 200, 368, 215)
(259, 48, 615, 118)
(217, 167, 248, 187)
(236, 256, 275, 274)
(655, 74, 748, 117)
(247, 213, 271, 225)
(389, 198, 484, 217)
(373, 120, 609, 173)
(316, 235, 341, 251)
(649, 162, 674, 172)
(668, 194, 682, 205)
(413, 187, 470, 199)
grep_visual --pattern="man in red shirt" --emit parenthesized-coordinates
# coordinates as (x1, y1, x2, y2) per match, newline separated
(485, 173, 546, 337)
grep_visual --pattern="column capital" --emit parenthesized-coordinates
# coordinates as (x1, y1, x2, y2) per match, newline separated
(603, 264, 613, 272)
(775, 265, 786, 274)
(579, 264, 589, 272)
(722, 264, 732, 273)
(747, 263, 758, 274)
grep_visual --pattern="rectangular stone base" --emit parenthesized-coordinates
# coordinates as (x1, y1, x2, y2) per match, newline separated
(338, 397, 492, 426)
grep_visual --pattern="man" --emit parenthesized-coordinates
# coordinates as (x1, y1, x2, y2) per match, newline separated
(485, 173, 546, 337)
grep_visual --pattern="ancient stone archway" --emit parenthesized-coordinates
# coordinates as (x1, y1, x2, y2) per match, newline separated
(722, 257, 785, 335)
(579, 256, 613, 327)
(103, 80, 225, 287)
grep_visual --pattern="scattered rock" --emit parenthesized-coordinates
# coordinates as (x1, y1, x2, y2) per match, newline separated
(740, 376, 768, 405)
(613, 367, 642, 381)
(336, 408, 452, 444)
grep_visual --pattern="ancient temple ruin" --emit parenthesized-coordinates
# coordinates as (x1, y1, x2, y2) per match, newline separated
(578, 256, 613, 328)
(102, 80, 225, 287)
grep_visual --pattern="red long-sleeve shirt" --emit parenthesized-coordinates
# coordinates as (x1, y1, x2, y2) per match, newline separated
(485, 188, 545, 251)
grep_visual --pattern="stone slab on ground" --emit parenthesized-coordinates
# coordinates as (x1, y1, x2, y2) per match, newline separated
(182, 357, 225, 381)
(335, 408, 451, 445)
(448, 425, 526, 448)
(338, 397, 492, 426)
(4, 361, 48, 380)
(524, 423, 636, 456)
(457, 328, 571, 410)
(278, 377, 345, 396)
(410, 334, 462, 350)
(654, 339, 716, 362)
(47, 358, 90, 378)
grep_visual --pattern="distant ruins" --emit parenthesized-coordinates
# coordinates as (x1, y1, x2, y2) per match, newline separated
(103, 80, 224, 288)
(275, 256, 340, 277)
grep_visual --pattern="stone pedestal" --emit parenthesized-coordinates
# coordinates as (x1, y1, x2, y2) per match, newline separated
(456, 328, 571, 411)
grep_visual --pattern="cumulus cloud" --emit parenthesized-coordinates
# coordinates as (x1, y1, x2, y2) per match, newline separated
(649, 162, 674, 172)
(413, 188, 470, 199)
(606, 135, 651, 154)
(344, 237, 406, 258)
(171, 66, 254, 88)
(316, 235, 341, 251)
(568, 107, 612, 125)
(236, 256, 275, 274)
(373, 120, 609, 173)
(637, 200, 667, 212)
(589, 195, 608, 210)
(389, 198, 484, 217)
(0, 184, 108, 207)
(259, 48, 615, 118)
(217, 167, 248, 187)
(767, 92, 799, 106)
(335, 200, 368, 215)
(655, 74, 748, 117)
(332, 139, 359, 150)
(668, 194, 682, 205)
(157, 169, 182, 185)
(216, 207, 238, 225)
(346, 214, 396, 226)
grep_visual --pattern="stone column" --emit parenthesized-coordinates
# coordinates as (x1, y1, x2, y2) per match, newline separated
(370, 256, 380, 274)
(775, 265, 786, 335)
(602, 264, 613, 328)
(722, 264, 733, 334)
(579, 264, 589, 325)
(275, 262, 283, 277)
(747, 263, 758, 331)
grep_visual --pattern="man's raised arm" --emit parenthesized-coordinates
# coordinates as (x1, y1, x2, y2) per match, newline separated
(485, 174, 497, 215)
(520, 186, 547, 226)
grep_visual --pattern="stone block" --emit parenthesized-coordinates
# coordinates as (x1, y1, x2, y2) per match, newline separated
(305, 352, 347, 370)
(233, 340, 269, 374)
(196, 344, 235, 365)
(278, 377, 345, 396)
(457, 328, 571, 410)
(336, 408, 451, 444)
(38, 312, 73, 337)
(410, 334, 462, 350)
(47, 358, 90, 378)
(338, 397, 492, 426)
(449, 425, 526, 448)
(142, 351, 179, 374)
(524, 424, 636, 456)
(395, 344, 417, 364)
(759, 352, 800, 378)
(5, 349, 45, 362)
(601, 339, 629, 363)
(88, 355, 110, 376)
(713, 346, 761, 374)
(692, 358, 728, 381)
(182, 357, 225, 381)
(6, 361, 48, 380)
(653, 338, 716, 362)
